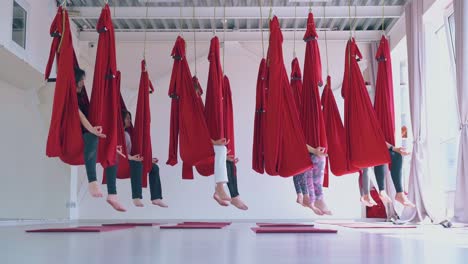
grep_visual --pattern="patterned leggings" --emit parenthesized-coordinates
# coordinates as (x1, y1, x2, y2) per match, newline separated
(293, 154, 326, 203)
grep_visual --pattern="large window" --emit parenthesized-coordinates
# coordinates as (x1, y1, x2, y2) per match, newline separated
(424, 5, 459, 217)
(12, 1, 27, 49)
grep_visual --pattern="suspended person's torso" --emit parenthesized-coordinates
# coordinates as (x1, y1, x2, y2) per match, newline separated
(124, 131, 132, 155)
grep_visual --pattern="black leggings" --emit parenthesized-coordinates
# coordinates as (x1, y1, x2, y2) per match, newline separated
(83, 133, 98, 183)
(105, 165, 118, 195)
(131, 162, 163, 200)
(226, 161, 240, 198)
(374, 149, 404, 193)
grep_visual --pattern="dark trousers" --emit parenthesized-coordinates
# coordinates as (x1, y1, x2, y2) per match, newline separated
(83, 133, 98, 183)
(105, 165, 118, 195)
(131, 162, 163, 200)
(226, 161, 240, 198)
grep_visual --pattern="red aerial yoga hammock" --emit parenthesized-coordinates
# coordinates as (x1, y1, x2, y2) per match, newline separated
(166, 36, 214, 179)
(252, 59, 267, 174)
(102, 71, 129, 184)
(195, 36, 225, 177)
(263, 16, 312, 177)
(290, 57, 303, 113)
(103, 62, 155, 187)
(88, 4, 122, 168)
(131, 60, 155, 187)
(46, 6, 87, 165)
(301, 12, 329, 186)
(374, 36, 395, 147)
(321, 76, 360, 176)
(342, 38, 390, 168)
(223, 76, 236, 159)
(195, 74, 237, 177)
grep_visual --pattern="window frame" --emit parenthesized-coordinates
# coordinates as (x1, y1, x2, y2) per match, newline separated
(9, 0, 30, 60)
(444, 4, 456, 77)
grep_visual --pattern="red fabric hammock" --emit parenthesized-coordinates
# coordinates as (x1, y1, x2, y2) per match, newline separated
(130, 60, 155, 187)
(204, 36, 225, 141)
(301, 12, 327, 151)
(45, 7, 86, 165)
(194, 37, 225, 177)
(321, 76, 360, 176)
(374, 36, 395, 146)
(105, 66, 155, 187)
(166, 36, 214, 178)
(102, 71, 129, 184)
(88, 4, 121, 168)
(342, 38, 390, 168)
(223, 76, 235, 157)
(263, 16, 312, 177)
(195, 74, 237, 177)
(290, 57, 303, 113)
(252, 59, 267, 174)
(301, 12, 329, 186)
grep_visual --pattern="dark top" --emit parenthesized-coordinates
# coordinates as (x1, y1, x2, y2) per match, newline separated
(77, 90, 89, 133)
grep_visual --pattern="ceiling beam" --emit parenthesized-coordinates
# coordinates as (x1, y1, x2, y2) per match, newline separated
(69, 5, 403, 20)
(78, 29, 383, 42)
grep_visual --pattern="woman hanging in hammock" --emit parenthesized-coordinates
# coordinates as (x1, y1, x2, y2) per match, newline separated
(194, 80, 248, 210)
(74, 68, 107, 198)
(121, 110, 168, 208)
(359, 36, 415, 208)
(359, 143, 414, 208)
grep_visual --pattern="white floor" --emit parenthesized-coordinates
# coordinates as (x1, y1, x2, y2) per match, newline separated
(2, 221, 468, 264)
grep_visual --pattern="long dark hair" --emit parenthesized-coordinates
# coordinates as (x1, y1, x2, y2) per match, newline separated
(74, 68, 86, 85)
(121, 109, 132, 128)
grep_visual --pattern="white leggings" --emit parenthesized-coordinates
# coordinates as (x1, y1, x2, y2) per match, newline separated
(213, 145, 228, 184)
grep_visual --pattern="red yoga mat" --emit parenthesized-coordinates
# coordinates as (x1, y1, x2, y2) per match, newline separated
(160, 224, 226, 229)
(256, 223, 315, 227)
(26, 226, 134, 233)
(252, 227, 337, 234)
(182, 222, 231, 226)
(102, 223, 161, 227)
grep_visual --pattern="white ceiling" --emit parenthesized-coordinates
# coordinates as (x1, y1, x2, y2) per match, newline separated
(61, 0, 408, 42)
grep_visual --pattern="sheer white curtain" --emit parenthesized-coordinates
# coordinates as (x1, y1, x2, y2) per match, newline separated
(453, 0, 468, 223)
(400, 0, 435, 222)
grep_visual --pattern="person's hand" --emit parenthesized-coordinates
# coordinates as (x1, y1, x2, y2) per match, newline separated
(212, 138, 230, 146)
(227, 155, 239, 163)
(92, 126, 106, 138)
(129, 154, 143, 161)
(152, 158, 159, 164)
(394, 147, 410, 156)
(116, 146, 126, 158)
(313, 147, 328, 158)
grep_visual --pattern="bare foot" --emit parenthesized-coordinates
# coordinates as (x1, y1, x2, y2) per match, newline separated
(395, 193, 415, 208)
(88, 181, 103, 198)
(215, 183, 231, 201)
(151, 199, 168, 208)
(302, 194, 311, 207)
(308, 203, 324, 215)
(106, 195, 126, 212)
(133, 199, 144, 207)
(315, 200, 332, 215)
(231, 196, 248, 210)
(379, 191, 393, 204)
(360, 195, 374, 207)
(296, 194, 303, 205)
(213, 193, 229, 206)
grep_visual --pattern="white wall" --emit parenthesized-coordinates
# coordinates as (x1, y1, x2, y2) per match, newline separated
(0, 79, 73, 219)
(77, 39, 374, 220)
